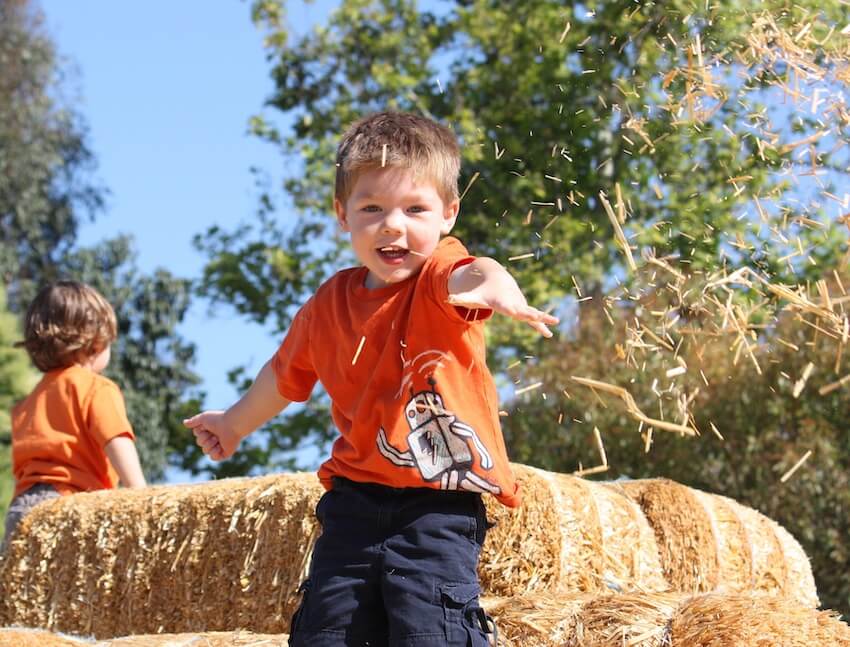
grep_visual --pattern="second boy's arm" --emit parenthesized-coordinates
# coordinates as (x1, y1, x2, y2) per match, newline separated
(183, 359, 291, 461)
(104, 435, 147, 488)
(448, 257, 559, 337)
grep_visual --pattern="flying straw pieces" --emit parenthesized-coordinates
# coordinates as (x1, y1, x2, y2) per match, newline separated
(0, 473, 325, 639)
(667, 594, 850, 647)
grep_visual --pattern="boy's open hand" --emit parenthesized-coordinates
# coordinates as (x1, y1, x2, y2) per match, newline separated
(183, 410, 241, 461)
(448, 258, 559, 337)
(448, 290, 559, 337)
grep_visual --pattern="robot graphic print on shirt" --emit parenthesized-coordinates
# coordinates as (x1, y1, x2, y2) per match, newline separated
(377, 377, 501, 494)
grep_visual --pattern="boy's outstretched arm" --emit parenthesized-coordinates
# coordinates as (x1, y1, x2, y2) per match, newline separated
(183, 359, 291, 461)
(104, 435, 147, 488)
(448, 257, 559, 337)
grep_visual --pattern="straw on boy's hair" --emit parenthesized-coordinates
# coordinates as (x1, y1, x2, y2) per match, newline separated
(18, 280, 118, 372)
(335, 111, 461, 203)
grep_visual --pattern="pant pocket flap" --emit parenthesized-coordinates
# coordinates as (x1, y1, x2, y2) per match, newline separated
(439, 582, 480, 606)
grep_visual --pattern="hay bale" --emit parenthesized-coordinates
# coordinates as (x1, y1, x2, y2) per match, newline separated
(717, 495, 788, 598)
(616, 479, 720, 593)
(104, 631, 290, 646)
(482, 594, 584, 647)
(0, 628, 89, 647)
(0, 473, 324, 638)
(769, 519, 819, 607)
(592, 483, 668, 593)
(570, 592, 681, 647)
(669, 593, 850, 646)
(690, 489, 753, 593)
(480, 465, 667, 596)
(480, 465, 571, 595)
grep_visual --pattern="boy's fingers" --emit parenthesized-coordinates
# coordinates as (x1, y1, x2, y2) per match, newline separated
(528, 320, 554, 338)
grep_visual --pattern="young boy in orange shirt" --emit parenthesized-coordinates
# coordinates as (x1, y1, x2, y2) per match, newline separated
(4, 281, 146, 547)
(185, 112, 558, 646)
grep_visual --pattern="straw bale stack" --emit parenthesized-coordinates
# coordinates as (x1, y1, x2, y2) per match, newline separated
(480, 465, 668, 596)
(0, 629, 291, 647)
(613, 479, 719, 593)
(483, 592, 850, 647)
(0, 628, 88, 647)
(0, 473, 324, 639)
(668, 593, 850, 646)
(612, 478, 818, 606)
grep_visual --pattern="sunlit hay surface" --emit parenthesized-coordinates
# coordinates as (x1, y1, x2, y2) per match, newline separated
(616, 479, 720, 593)
(481, 465, 668, 597)
(593, 483, 668, 593)
(0, 629, 291, 646)
(717, 495, 788, 599)
(0, 473, 324, 639)
(480, 464, 564, 595)
(691, 489, 753, 594)
(487, 591, 850, 647)
(482, 593, 585, 647)
(570, 592, 682, 647)
(668, 593, 850, 647)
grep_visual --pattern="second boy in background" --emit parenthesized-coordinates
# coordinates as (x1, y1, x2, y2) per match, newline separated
(186, 111, 558, 646)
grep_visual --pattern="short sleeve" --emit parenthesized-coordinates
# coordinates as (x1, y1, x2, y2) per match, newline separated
(426, 237, 492, 324)
(86, 380, 135, 447)
(271, 300, 318, 402)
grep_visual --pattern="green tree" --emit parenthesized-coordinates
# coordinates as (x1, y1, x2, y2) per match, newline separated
(0, 0, 201, 481)
(0, 286, 39, 542)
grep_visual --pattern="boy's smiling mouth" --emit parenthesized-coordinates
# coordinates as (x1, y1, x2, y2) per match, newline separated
(377, 246, 409, 263)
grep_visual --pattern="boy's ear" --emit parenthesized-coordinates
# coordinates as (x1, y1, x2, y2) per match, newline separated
(441, 199, 459, 235)
(334, 198, 350, 232)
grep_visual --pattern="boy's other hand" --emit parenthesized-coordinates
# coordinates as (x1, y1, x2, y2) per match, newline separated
(183, 411, 241, 461)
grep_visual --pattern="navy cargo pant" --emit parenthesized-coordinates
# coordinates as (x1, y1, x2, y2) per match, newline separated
(288, 477, 495, 647)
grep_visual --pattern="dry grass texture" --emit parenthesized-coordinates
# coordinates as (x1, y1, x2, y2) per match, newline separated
(0, 466, 820, 640)
(614, 479, 817, 606)
(0, 473, 324, 639)
(480, 465, 668, 596)
(668, 594, 850, 647)
(484, 592, 850, 647)
(0, 629, 290, 646)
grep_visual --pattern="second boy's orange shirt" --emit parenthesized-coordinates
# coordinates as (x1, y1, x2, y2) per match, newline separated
(11, 365, 135, 497)
(272, 237, 521, 507)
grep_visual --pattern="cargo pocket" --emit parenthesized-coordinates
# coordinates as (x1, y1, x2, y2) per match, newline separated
(288, 578, 311, 643)
(440, 582, 490, 646)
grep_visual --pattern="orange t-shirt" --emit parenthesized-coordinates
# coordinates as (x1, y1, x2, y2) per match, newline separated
(272, 236, 521, 507)
(11, 365, 135, 497)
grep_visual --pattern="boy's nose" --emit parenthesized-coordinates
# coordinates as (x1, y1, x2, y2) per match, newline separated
(381, 209, 405, 233)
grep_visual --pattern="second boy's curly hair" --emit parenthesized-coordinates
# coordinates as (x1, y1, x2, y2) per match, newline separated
(20, 281, 118, 372)
(335, 111, 461, 203)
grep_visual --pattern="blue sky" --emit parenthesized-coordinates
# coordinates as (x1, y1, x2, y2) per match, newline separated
(40, 1, 330, 407)
(39, 1, 340, 479)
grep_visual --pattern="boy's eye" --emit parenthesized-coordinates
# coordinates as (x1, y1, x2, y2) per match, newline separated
(408, 205, 426, 213)
(361, 204, 382, 213)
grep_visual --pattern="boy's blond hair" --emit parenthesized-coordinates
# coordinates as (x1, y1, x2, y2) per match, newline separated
(335, 111, 461, 203)
(19, 281, 118, 372)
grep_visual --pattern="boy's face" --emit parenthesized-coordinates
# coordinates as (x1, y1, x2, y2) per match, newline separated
(335, 167, 459, 289)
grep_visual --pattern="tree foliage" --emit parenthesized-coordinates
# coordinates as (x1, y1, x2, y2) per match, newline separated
(0, 285, 39, 541)
(192, 0, 850, 613)
(0, 0, 200, 482)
